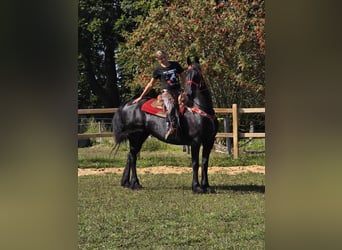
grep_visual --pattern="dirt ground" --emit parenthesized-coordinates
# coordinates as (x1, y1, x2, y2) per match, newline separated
(78, 165, 265, 177)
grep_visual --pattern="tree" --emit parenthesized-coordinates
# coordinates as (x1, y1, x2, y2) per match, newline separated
(114, 0, 169, 101)
(78, 0, 122, 108)
(78, 0, 169, 108)
(119, 0, 265, 109)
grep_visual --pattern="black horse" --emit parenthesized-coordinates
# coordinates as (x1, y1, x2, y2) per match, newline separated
(112, 57, 218, 193)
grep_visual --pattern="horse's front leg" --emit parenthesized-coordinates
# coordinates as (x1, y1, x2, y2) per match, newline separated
(201, 141, 215, 193)
(191, 144, 204, 193)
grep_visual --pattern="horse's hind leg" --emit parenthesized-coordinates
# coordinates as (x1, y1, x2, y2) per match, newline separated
(121, 153, 132, 188)
(121, 132, 149, 190)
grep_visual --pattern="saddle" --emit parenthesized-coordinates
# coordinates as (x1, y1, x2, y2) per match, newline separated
(141, 93, 189, 118)
(141, 95, 167, 118)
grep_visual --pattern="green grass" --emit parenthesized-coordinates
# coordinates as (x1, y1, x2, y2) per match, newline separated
(78, 173, 265, 249)
(78, 138, 265, 169)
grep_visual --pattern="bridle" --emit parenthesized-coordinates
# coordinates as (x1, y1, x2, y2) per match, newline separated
(184, 67, 215, 120)
(187, 79, 202, 89)
(186, 67, 207, 91)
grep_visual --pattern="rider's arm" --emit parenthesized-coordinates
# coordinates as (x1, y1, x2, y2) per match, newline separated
(133, 78, 157, 103)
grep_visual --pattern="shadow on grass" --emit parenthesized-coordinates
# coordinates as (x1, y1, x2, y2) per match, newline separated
(214, 184, 265, 193)
(143, 186, 192, 191)
(138, 185, 264, 194)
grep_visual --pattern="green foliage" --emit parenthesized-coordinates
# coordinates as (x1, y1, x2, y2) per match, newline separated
(84, 117, 100, 134)
(78, 0, 169, 107)
(141, 136, 169, 151)
(119, 0, 265, 107)
(78, 0, 265, 111)
(79, 173, 265, 249)
(241, 138, 265, 151)
(78, 61, 98, 108)
(78, 0, 123, 108)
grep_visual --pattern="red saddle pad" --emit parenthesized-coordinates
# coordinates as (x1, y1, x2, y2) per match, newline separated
(141, 98, 167, 118)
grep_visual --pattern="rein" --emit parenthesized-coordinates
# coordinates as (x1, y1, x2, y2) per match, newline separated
(178, 92, 215, 120)
(188, 107, 216, 120)
(187, 79, 200, 87)
(186, 79, 208, 92)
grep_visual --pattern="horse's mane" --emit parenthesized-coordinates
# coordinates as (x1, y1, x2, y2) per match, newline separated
(186, 56, 204, 86)
(185, 56, 214, 115)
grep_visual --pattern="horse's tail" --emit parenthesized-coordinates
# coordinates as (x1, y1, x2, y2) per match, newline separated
(112, 106, 128, 145)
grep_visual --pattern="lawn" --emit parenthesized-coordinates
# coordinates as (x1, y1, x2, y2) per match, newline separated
(78, 173, 265, 249)
(78, 137, 265, 169)
(78, 138, 265, 249)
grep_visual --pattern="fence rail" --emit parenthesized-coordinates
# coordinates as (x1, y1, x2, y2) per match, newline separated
(78, 104, 265, 159)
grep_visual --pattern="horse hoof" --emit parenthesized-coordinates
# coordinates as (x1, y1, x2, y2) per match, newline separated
(131, 182, 143, 190)
(205, 187, 216, 194)
(121, 181, 131, 188)
(192, 186, 205, 194)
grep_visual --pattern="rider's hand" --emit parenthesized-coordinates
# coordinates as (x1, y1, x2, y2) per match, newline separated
(133, 97, 142, 104)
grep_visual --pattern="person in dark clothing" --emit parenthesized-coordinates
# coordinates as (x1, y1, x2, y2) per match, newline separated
(133, 50, 186, 139)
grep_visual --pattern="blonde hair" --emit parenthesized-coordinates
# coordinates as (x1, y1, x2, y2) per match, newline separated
(155, 50, 168, 58)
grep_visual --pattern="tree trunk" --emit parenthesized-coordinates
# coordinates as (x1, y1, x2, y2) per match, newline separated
(104, 44, 120, 107)
(82, 47, 120, 108)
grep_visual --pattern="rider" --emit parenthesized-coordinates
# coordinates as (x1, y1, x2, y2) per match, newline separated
(133, 50, 186, 139)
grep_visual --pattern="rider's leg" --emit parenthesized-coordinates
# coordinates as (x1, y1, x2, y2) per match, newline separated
(161, 91, 176, 139)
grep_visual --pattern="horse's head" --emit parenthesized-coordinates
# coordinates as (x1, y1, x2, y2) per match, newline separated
(185, 56, 206, 99)
(184, 56, 214, 114)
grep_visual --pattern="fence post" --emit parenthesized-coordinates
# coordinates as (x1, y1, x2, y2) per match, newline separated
(223, 116, 232, 155)
(249, 121, 254, 143)
(232, 104, 239, 159)
(98, 121, 102, 143)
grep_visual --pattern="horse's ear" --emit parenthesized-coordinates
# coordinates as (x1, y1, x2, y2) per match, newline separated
(194, 56, 200, 64)
(187, 56, 192, 66)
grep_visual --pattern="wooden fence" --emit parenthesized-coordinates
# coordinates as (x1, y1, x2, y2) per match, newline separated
(78, 104, 265, 159)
